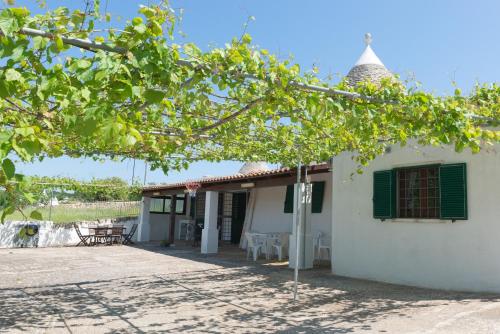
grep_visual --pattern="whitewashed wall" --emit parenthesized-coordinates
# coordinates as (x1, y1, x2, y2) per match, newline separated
(331, 143, 500, 293)
(250, 173, 332, 237)
(0, 218, 138, 248)
(147, 195, 193, 241)
(149, 213, 167, 241)
(149, 213, 191, 241)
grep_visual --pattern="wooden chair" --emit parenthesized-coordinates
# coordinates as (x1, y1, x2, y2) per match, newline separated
(122, 224, 138, 245)
(108, 225, 125, 245)
(93, 227, 108, 245)
(74, 224, 92, 246)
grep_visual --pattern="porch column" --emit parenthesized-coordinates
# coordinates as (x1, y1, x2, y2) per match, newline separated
(289, 183, 314, 269)
(201, 191, 219, 254)
(137, 196, 151, 242)
(168, 195, 176, 245)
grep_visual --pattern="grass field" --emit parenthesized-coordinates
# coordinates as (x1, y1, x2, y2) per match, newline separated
(6, 202, 140, 224)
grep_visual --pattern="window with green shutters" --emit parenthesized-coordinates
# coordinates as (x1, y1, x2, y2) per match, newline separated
(283, 182, 326, 214)
(373, 163, 467, 221)
(397, 166, 439, 218)
(283, 184, 294, 213)
(311, 181, 325, 213)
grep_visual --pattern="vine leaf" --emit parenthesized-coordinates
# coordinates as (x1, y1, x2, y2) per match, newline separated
(0, 10, 18, 36)
(2, 159, 15, 179)
(30, 210, 43, 221)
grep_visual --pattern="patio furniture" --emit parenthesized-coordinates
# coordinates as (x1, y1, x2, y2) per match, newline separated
(90, 226, 109, 245)
(314, 232, 331, 261)
(267, 233, 287, 261)
(108, 225, 125, 245)
(122, 224, 138, 245)
(74, 224, 93, 246)
(245, 232, 266, 261)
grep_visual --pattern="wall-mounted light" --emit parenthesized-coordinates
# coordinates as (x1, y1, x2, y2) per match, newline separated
(241, 182, 255, 188)
(152, 191, 161, 196)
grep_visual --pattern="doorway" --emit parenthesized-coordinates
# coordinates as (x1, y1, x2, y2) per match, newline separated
(231, 192, 247, 244)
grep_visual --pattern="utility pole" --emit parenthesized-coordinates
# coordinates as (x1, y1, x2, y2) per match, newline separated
(131, 159, 136, 184)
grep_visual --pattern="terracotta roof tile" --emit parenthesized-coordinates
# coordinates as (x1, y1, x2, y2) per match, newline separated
(143, 163, 329, 193)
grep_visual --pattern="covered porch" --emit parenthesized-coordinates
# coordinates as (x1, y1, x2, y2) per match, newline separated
(139, 163, 332, 269)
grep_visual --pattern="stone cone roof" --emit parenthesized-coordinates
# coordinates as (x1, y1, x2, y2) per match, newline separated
(346, 34, 394, 87)
(238, 162, 270, 175)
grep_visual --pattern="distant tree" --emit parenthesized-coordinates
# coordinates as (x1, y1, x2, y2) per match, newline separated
(18, 176, 142, 206)
(75, 177, 140, 202)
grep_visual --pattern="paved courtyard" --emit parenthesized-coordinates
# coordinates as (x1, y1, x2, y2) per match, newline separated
(0, 244, 499, 333)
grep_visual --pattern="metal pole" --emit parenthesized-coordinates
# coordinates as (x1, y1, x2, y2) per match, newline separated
(131, 159, 136, 184)
(143, 162, 148, 185)
(303, 166, 309, 269)
(293, 161, 302, 301)
(48, 188, 53, 221)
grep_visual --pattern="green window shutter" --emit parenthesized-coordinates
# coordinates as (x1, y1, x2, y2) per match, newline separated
(311, 181, 325, 213)
(439, 163, 467, 220)
(373, 170, 395, 219)
(284, 184, 294, 213)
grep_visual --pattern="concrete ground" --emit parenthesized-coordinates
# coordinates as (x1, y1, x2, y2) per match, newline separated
(1, 244, 499, 334)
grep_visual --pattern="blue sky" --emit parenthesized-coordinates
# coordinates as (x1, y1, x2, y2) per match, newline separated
(13, 0, 500, 184)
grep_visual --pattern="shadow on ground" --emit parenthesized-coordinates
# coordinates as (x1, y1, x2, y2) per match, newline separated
(0, 244, 499, 333)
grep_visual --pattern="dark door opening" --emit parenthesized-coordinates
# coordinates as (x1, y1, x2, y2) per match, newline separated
(231, 192, 247, 244)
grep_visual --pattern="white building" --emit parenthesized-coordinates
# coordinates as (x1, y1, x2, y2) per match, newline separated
(332, 142, 500, 293)
(139, 162, 332, 268)
(139, 35, 500, 293)
(331, 34, 500, 293)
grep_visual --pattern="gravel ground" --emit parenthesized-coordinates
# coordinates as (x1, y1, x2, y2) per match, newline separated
(0, 244, 499, 333)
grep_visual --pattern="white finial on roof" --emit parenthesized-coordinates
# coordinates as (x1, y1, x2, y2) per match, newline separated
(354, 33, 384, 67)
(346, 33, 393, 86)
(364, 32, 372, 46)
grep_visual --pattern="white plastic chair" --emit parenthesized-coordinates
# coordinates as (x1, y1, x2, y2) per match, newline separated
(245, 232, 266, 261)
(267, 233, 287, 261)
(314, 232, 331, 261)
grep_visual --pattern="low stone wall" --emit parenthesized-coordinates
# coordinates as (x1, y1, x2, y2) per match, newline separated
(0, 218, 138, 248)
